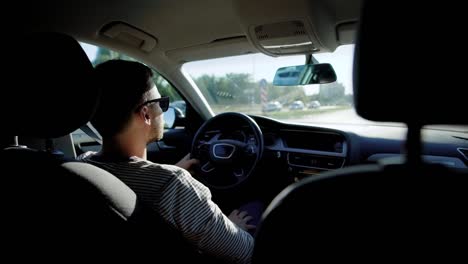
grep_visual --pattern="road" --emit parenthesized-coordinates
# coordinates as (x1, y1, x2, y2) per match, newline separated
(286, 107, 378, 125)
(284, 108, 467, 133)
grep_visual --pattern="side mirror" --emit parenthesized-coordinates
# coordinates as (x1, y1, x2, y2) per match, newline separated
(163, 106, 185, 129)
(273, 63, 337, 86)
(163, 107, 176, 129)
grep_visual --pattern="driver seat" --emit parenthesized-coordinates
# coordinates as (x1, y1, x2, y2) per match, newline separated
(1, 32, 198, 262)
(252, 1, 468, 262)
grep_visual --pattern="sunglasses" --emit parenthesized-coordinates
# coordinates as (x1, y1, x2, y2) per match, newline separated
(136, 96, 170, 112)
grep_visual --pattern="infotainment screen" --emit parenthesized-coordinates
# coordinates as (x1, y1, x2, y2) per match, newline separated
(282, 130, 344, 153)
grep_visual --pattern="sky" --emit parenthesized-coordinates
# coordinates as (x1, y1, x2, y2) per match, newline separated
(81, 42, 98, 62)
(80, 42, 354, 94)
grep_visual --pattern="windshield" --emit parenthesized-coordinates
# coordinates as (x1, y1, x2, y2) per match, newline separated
(183, 44, 378, 125)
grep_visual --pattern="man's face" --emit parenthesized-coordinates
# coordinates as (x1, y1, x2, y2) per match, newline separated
(145, 85, 165, 143)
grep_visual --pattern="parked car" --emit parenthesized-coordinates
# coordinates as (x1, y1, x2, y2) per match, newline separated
(289, 100, 305, 110)
(308, 100, 321, 109)
(263, 101, 282, 112)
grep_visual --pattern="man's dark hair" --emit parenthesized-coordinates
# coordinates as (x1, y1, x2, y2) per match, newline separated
(92, 60, 154, 137)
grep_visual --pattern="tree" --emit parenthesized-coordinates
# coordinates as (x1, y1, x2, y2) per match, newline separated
(92, 48, 124, 65)
(195, 74, 220, 103)
(153, 74, 181, 101)
(194, 73, 255, 105)
(319, 82, 346, 105)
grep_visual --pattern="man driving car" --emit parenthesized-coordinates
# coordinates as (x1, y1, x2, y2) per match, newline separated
(78, 60, 255, 263)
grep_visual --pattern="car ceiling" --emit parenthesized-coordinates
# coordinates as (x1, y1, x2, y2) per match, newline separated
(7, 0, 361, 119)
(16, 0, 362, 63)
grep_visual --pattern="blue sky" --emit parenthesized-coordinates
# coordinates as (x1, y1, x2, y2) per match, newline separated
(81, 42, 98, 61)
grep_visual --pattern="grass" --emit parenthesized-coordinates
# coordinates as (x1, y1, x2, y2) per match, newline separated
(266, 106, 351, 119)
(210, 104, 352, 119)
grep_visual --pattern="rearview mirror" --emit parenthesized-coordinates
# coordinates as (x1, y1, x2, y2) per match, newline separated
(273, 63, 337, 86)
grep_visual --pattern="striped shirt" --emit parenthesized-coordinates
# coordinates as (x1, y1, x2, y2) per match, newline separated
(78, 151, 253, 263)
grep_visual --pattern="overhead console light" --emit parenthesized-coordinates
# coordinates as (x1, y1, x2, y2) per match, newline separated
(263, 41, 315, 49)
(250, 20, 320, 56)
(100, 21, 158, 53)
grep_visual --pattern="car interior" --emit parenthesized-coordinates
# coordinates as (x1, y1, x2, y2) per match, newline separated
(3, 0, 467, 262)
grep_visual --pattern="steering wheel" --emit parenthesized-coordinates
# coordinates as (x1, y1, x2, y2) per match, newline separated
(191, 112, 264, 190)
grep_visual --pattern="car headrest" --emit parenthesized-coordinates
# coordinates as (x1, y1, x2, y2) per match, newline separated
(3, 32, 98, 138)
(353, 1, 466, 125)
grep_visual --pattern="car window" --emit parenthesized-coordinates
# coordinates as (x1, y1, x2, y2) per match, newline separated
(73, 42, 187, 148)
(80, 42, 184, 114)
(183, 45, 394, 126)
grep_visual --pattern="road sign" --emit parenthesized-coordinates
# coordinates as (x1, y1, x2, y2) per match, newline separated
(259, 79, 268, 104)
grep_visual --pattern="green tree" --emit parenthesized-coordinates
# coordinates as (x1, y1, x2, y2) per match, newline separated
(92, 48, 129, 65)
(195, 74, 219, 103)
(319, 82, 346, 105)
(153, 74, 181, 101)
(194, 73, 255, 105)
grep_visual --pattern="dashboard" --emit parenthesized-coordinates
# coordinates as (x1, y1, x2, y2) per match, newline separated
(252, 115, 468, 182)
(265, 129, 347, 171)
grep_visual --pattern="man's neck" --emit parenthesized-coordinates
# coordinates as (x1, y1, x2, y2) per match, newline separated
(100, 132, 147, 160)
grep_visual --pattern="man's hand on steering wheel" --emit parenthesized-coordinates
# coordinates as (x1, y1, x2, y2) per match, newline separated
(175, 153, 200, 173)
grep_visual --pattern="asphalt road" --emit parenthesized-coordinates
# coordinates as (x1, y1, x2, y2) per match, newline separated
(283, 108, 468, 133)
(286, 108, 377, 125)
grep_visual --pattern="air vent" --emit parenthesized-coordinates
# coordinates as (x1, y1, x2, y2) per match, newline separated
(254, 20, 306, 39)
(293, 21, 306, 36)
(288, 153, 345, 170)
(294, 30, 306, 35)
(458, 148, 468, 161)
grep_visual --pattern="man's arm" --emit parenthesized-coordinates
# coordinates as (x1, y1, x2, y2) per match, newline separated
(158, 169, 254, 264)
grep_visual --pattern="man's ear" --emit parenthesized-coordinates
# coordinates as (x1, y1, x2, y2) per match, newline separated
(139, 106, 152, 125)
